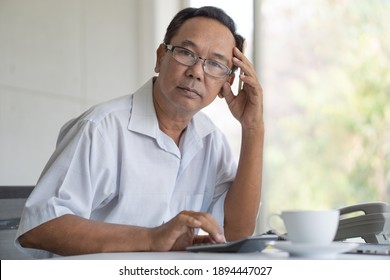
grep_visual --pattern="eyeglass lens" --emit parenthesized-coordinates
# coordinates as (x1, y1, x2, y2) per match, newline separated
(170, 46, 230, 77)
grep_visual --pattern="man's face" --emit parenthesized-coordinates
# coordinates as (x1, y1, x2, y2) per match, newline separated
(154, 17, 236, 115)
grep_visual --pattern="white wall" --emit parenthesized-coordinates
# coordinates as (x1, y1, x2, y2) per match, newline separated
(0, 0, 181, 185)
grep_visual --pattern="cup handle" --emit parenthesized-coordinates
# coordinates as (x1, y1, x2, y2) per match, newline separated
(267, 213, 284, 237)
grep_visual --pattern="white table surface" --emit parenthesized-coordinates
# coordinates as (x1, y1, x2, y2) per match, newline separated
(55, 248, 390, 260)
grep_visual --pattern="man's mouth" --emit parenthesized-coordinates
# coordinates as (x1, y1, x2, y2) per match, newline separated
(178, 86, 201, 97)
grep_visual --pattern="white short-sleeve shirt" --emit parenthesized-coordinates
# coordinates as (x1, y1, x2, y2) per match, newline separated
(16, 78, 237, 258)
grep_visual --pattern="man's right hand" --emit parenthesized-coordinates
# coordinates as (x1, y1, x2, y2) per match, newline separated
(148, 210, 226, 251)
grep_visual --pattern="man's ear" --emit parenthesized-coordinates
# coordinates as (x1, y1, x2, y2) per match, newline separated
(154, 44, 166, 73)
(218, 73, 235, 98)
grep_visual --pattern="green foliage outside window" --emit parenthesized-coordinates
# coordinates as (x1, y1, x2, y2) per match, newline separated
(264, 0, 390, 212)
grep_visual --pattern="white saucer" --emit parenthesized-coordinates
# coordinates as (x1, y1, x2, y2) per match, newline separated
(269, 241, 359, 258)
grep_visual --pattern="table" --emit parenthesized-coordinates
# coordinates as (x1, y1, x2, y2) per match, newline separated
(55, 247, 390, 260)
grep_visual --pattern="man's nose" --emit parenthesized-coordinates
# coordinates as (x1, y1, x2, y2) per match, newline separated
(185, 59, 205, 80)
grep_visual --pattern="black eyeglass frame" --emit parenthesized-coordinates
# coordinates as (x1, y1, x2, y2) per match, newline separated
(165, 44, 233, 78)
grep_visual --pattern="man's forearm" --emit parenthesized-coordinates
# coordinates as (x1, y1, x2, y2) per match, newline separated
(18, 214, 152, 256)
(224, 126, 264, 240)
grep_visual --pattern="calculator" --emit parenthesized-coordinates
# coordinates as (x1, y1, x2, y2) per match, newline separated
(186, 234, 279, 253)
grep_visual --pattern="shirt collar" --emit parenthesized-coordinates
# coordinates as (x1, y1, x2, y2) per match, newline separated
(128, 78, 158, 138)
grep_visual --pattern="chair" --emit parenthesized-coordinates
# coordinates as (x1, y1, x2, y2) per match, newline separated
(0, 186, 34, 259)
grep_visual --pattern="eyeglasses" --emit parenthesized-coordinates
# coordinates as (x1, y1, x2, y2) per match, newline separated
(165, 44, 232, 78)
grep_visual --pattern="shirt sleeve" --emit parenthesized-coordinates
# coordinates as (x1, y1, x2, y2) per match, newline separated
(15, 117, 117, 258)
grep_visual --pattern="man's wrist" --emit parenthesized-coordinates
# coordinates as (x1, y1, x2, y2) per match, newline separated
(241, 123, 264, 138)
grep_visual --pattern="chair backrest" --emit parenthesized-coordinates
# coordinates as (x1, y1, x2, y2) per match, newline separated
(0, 186, 34, 259)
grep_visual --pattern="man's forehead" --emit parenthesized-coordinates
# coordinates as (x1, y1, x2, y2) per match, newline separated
(172, 18, 235, 56)
(176, 17, 234, 41)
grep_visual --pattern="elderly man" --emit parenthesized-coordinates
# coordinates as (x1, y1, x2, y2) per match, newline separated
(16, 6, 264, 258)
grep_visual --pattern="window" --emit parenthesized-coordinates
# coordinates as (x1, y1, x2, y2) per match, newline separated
(261, 0, 390, 220)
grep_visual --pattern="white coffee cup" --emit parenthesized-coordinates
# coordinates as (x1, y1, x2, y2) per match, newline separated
(268, 210, 340, 245)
